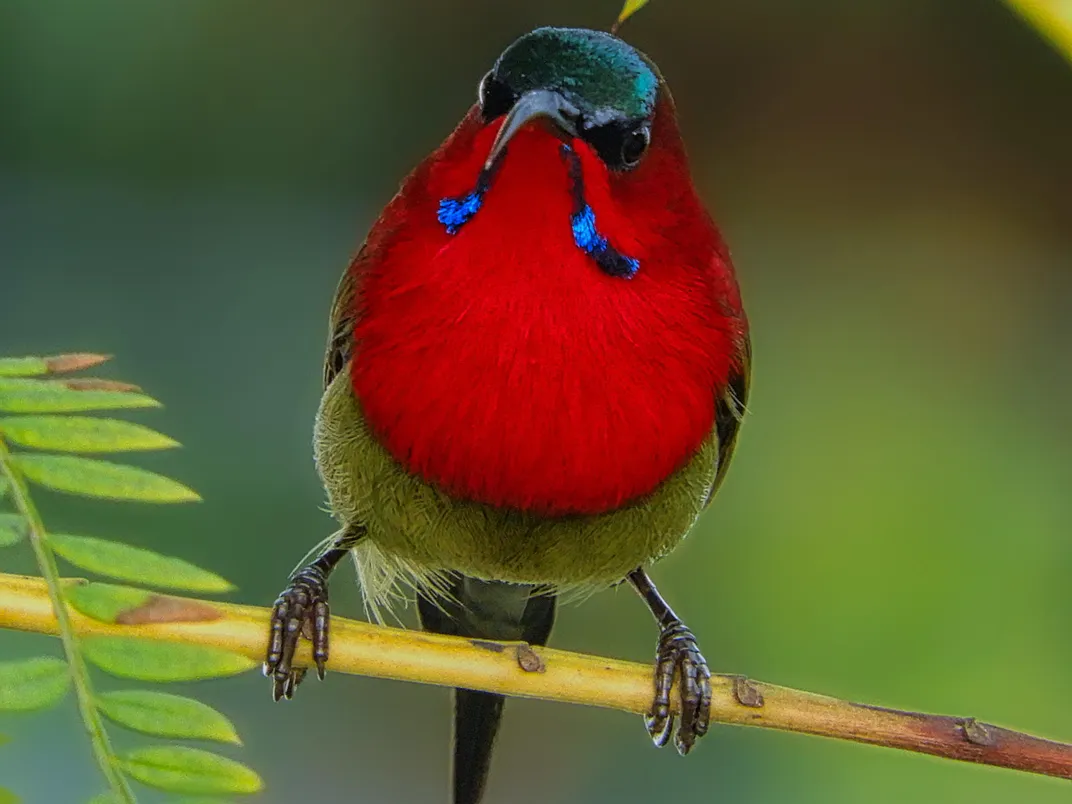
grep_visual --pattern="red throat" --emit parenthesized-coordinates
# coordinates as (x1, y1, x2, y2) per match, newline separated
(351, 99, 745, 515)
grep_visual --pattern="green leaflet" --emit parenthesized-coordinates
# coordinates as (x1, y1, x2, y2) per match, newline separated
(10, 454, 200, 503)
(0, 514, 26, 547)
(617, 0, 650, 26)
(0, 786, 20, 803)
(1005, 0, 1072, 63)
(0, 357, 48, 377)
(82, 637, 256, 682)
(0, 477, 9, 498)
(0, 378, 159, 414)
(0, 657, 71, 711)
(50, 534, 233, 593)
(97, 690, 241, 744)
(118, 746, 262, 795)
(0, 416, 179, 453)
(66, 582, 225, 626)
(66, 583, 153, 623)
(0, 354, 111, 377)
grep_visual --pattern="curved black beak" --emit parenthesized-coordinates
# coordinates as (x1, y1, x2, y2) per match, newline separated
(483, 89, 580, 171)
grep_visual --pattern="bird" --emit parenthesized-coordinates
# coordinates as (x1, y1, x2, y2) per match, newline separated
(264, 25, 750, 804)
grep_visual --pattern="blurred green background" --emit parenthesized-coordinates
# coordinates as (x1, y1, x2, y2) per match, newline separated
(1, 1, 1070, 802)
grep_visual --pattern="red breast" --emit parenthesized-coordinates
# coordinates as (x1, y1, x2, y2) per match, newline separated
(350, 95, 746, 516)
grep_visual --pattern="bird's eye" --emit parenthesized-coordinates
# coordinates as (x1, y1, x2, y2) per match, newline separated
(478, 72, 516, 121)
(620, 125, 651, 168)
(477, 72, 492, 106)
(583, 120, 653, 171)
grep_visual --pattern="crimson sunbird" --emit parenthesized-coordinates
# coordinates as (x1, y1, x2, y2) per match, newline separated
(264, 26, 749, 804)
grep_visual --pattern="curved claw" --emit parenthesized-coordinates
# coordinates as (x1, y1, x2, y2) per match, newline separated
(645, 621, 711, 755)
(264, 566, 331, 701)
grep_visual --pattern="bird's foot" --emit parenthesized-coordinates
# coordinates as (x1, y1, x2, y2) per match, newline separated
(264, 564, 331, 701)
(644, 620, 712, 755)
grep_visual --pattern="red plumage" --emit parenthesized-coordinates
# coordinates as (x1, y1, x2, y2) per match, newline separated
(350, 95, 746, 516)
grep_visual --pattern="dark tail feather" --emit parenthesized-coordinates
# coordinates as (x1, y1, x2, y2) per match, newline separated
(418, 575, 556, 804)
(452, 689, 505, 804)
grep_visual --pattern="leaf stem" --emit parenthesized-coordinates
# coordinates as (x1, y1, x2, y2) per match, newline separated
(0, 438, 136, 803)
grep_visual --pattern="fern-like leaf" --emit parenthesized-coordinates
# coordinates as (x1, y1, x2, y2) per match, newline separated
(83, 637, 256, 682)
(118, 747, 262, 796)
(0, 378, 158, 414)
(0, 657, 71, 711)
(10, 454, 199, 503)
(97, 690, 242, 745)
(0, 353, 258, 802)
(50, 535, 233, 593)
(0, 416, 179, 453)
(0, 514, 26, 547)
(0, 354, 113, 378)
(616, 0, 650, 27)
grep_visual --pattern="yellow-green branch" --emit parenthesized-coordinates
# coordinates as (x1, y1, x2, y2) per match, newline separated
(1, 572, 1069, 781)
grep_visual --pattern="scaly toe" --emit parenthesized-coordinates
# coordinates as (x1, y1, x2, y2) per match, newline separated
(264, 567, 330, 700)
(644, 620, 712, 754)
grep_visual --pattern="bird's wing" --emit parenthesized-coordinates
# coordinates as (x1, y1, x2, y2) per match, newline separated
(323, 257, 359, 389)
(324, 183, 411, 389)
(706, 333, 750, 507)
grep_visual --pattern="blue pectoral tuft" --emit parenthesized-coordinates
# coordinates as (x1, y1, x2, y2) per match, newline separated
(561, 144, 639, 279)
(438, 145, 640, 280)
(571, 204, 604, 253)
(438, 191, 484, 235)
(571, 204, 639, 279)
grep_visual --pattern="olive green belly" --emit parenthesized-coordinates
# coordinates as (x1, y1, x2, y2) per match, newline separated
(313, 369, 719, 589)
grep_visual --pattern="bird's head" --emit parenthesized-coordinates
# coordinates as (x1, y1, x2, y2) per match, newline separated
(429, 26, 702, 281)
(479, 26, 659, 175)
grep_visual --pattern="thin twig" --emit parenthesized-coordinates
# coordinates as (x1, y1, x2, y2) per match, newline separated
(0, 452, 136, 803)
(0, 572, 1069, 781)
